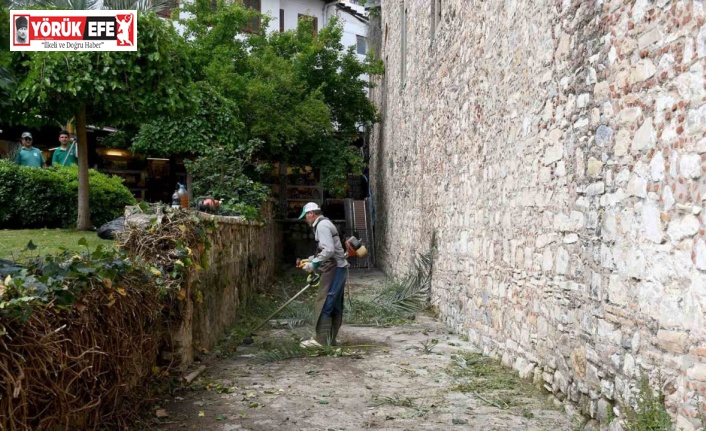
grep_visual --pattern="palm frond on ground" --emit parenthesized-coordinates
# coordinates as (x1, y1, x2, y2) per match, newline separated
(378, 249, 434, 314)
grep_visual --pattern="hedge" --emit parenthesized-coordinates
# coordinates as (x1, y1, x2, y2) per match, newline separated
(0, 160, 136, 229)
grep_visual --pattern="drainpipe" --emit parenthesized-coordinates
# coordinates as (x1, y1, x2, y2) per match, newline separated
(323, 0, 341, 27)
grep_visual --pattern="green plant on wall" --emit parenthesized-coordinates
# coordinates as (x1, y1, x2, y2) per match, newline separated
(621, 375, 675, 431)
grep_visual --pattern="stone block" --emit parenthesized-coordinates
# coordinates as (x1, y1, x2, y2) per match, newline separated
(585, 182, 605, 196)
(619, 107, 642, 125)
(657, 329, 689, 354)
(587, 158, 603, 177)
(628, 59, 656, 84)
(695, 240, 706, 271)
(594, 82, 610, 102)
(676, 416, 697, 431)
(597, 398, 613, 423)
(667, 215, 700, 242)
(556, 247, 570, 275)
(623, 353, 637, 377)
(564, 233, 579, 244)
(679, 154, 703, 179)
(638, 29, 663, 50)
(627, 175, 647, 198)
(577, 93, 591, 109)
(614, 129, 630, 156)
(686, 363, 706, 381)
(641, 203, 664, 244)
(674, 63, 705, 102)
(543, 142, 564, 165)
(631, 0, 649, 21)
(554, 211, 586, 232)
(649, 151, 665, 182)
(687, 104, 706, 136)
(632, 118, 656, 152)
(698, 24, 706, 58)
(607, 275, 628, 306)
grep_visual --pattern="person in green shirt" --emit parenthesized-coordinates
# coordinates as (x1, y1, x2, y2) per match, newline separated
(14, 132, 46, 168)
(51, 130, 78, 167)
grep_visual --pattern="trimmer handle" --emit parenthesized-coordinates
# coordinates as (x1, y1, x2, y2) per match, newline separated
(307, 273, 321, 287)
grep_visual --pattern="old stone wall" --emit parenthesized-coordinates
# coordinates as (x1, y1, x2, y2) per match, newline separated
(169, 204, 282, 368)
(370, 0, 706, 428)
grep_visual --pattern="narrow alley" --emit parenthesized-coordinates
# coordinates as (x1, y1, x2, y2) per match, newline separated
(146, 271, 574, 431)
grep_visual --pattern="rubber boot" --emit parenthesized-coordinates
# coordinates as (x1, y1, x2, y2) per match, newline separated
(331, 314, 343, 346)
(315, 316, 333, 346)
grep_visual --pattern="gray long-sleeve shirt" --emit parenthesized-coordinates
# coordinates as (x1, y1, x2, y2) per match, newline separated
(309, 216, 349, 268)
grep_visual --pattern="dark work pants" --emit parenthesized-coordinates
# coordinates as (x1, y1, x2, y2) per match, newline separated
(320, 267, 347, 317)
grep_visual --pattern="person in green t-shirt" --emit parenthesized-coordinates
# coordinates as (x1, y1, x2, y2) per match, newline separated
(51, 130, 78, 167)
(13, 132, 46, 168)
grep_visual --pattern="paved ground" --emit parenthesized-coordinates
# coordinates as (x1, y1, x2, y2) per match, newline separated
(145, 270, 574, 431)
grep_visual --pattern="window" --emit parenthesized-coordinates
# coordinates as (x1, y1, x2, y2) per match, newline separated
(280, 9, 284, 32)
(242, 0, 261, 33)
(356, 35, 367, 54)
(298, 14, 318, 36)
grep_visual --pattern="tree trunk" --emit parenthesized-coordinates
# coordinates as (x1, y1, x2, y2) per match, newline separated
(76, 107, 92, 230)
(186, 170, 193, 201)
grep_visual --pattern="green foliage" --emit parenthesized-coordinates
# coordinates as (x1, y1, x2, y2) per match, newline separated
(420, 338, 439, 354)
(0, 160, 72, 228)
(13, 11, 192, 128)
(178, 3, 383, 195)
(184, 141, 270, 218)
(0, 244, 150, 321)
(53, 166, 137, 226)
(378, 249, 434, 314)
(0, 6, 14, 115)
(0, 160, 135, 229)
(131, 81, 245, 157)
(255, 339, 351, 363)
(622, 376, 675, 431)
(312, 138, 364, 197)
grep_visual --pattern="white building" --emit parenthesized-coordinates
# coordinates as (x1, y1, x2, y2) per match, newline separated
(173, 1, 369, 60)
(257, 0, 368, 60)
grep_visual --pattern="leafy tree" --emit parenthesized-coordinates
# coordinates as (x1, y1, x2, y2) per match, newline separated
(184, 140, 271, 218)
(13, 12, 192, 229)
(131, 81, 244, 158)
(174, 1, 383, 195)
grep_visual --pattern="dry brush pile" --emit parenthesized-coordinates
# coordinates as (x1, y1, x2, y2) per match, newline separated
(0, 208, 214, 431)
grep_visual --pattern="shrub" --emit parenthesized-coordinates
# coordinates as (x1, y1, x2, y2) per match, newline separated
(0, 160, 136, 229)
(184, 140, 270, 219)
(53, 166, 137, 227)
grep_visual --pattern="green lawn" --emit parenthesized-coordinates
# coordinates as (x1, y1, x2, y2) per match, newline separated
(0, 229, 114, 259)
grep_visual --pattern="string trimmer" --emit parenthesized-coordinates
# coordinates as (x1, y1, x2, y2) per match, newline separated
(241, 268, 320, 345)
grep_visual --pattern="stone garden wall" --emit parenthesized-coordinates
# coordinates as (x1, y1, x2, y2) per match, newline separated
(370, 0, 706, 428)
(169, 204, 282, 367)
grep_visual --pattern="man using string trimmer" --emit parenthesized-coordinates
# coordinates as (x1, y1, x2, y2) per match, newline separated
(297, 202, 349, 347)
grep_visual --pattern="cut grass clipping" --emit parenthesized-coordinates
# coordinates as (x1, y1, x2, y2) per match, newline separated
(448, 352, 541, 410)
